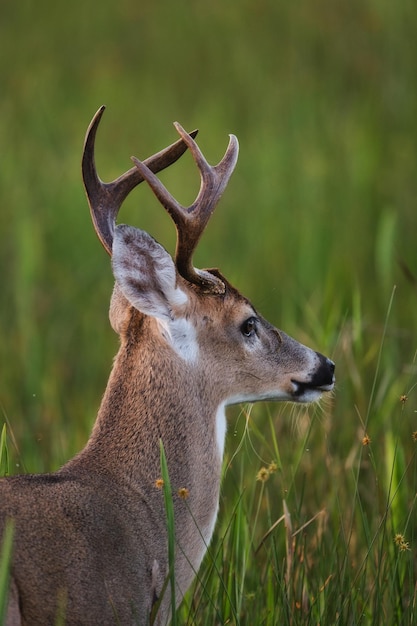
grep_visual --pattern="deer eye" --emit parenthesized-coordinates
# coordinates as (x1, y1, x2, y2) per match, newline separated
(241, 317, 257, 338)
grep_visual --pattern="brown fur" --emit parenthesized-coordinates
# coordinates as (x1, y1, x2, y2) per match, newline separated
(1, 114, 335, 625)
(1, 277, 334, 625)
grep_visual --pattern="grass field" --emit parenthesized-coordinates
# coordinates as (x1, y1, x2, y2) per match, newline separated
(1, 0, 417, 623)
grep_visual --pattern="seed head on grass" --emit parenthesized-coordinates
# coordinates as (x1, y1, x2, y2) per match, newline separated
(268, 461, 278, 473)
(400, 394, 408, 404)
(362, 434, 371, 446)
(256, 467, 270, 482)
(394, 533, 411, 551)
(177, 487, 189, 500)
(256, 461, 278, 482)
(412, 431, 417, 442)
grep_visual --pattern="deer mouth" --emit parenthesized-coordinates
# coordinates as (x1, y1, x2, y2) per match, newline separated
(291, 379, 334, 397)
(291, 355, 335, 402)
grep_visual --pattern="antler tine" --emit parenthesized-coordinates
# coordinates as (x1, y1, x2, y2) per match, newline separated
(82, 106, 198, 255)
(131, 123, 239, 293)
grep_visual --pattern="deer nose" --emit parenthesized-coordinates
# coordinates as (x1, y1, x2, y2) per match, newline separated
(320, 355, 335, 386)
(311, 353, 335, 389)
(291, 353, 335, 399)
(326, 357, 335, 378)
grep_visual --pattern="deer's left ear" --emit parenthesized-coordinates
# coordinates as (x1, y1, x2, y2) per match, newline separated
(112, 224, 188, 320)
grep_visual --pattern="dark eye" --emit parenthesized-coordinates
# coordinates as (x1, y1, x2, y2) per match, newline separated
(241, 317, 257, 337)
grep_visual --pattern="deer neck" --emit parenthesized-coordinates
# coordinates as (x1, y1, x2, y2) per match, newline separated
(60, 322, 226, 592)
(72, 324, 226, 496)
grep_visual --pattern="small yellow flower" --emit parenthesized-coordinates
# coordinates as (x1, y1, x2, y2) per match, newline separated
(268, 461, 278, 474)
(362, 434, 371, 446)
(394, 533, 410, 551)
(178, 487, 189, 500)
(155, 478, 164, 489)
(256, 467, 270, 482)
(400, 394, 408, 404)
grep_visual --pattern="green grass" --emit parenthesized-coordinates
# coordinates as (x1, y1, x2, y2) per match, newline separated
(176, 389, 417, 624)
(158, 440, 178, 626)
(0, 518, 14, 625)
(1, 0, 417, 623)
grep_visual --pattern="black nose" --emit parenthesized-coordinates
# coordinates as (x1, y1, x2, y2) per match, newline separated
(326, 357, 335, 378)
(313, 353, 336, 388)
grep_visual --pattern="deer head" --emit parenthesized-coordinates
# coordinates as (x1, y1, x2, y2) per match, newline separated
(82, 106, 335, 409)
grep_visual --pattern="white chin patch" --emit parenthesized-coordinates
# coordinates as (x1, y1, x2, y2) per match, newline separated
(215, 403, 227, 460)
(157, 317, 199, 363)
(226, 390, 291, 405)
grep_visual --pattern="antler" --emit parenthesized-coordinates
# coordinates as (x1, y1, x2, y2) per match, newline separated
(131, 123, 239, 294)
(82, 106, 198, 255)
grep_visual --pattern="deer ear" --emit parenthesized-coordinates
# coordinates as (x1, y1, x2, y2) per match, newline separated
(111, 225, 188, 320)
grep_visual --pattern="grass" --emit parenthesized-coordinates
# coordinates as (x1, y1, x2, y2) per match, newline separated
(176, 395, 417, 624)
(1, 0, 417, 623)
(0, 518, 14, 625)
(158, 441, 178, 626)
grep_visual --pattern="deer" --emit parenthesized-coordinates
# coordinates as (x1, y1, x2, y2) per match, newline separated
(0, 106, 335, 626)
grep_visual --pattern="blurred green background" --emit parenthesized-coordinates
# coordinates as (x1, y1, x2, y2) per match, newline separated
(1, 0, 416, 484)
(1, 0, 417, 618)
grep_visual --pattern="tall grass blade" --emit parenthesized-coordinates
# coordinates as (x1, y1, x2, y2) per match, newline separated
(159, 440, 177, 626)
(0, 424, 9, 478)
(0, 519, 14, 624)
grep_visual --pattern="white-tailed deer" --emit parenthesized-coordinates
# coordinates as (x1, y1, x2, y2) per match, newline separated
(1, 107, 335, 625)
